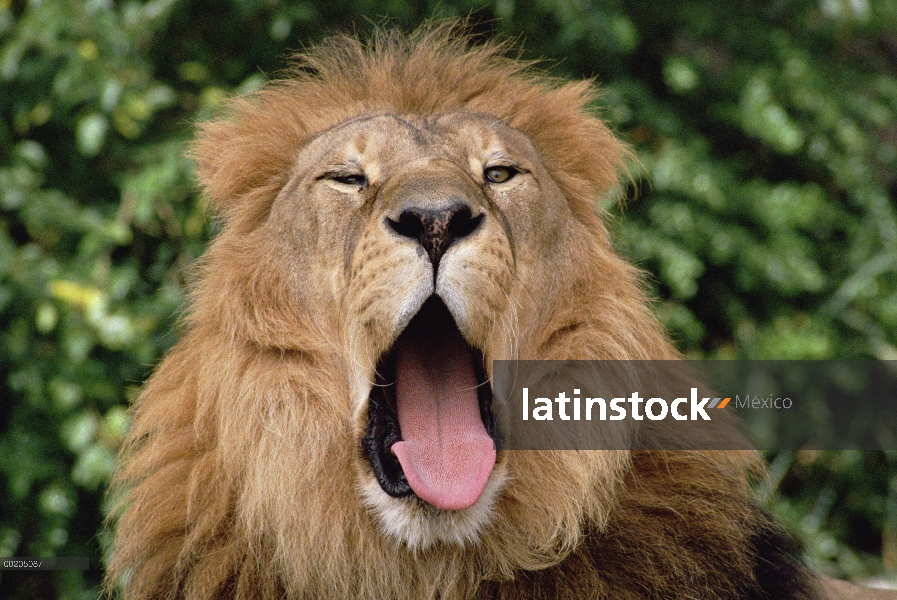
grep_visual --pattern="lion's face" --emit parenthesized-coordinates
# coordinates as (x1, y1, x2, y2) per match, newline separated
(261, 112, 595, 547)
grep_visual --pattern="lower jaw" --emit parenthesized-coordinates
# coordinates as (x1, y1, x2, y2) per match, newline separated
(359, 460, 506, 550)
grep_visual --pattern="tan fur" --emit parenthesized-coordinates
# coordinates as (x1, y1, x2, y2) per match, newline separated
(107, 23, 837, 599)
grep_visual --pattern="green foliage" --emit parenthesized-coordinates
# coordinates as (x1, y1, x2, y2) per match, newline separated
(0, 1, 895, 597)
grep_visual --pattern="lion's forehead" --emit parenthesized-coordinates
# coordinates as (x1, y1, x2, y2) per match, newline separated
(306, 112, 531, 175)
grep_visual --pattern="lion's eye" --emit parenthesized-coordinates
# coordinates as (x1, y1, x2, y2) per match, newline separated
(329, 173, 367, 187)
(484, 166, 517, 184)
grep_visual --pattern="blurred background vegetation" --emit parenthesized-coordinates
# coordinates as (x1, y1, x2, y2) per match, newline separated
(1, 0, 896, 598)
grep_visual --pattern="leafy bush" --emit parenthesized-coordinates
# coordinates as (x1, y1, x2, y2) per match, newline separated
(1, 1, 895, 597)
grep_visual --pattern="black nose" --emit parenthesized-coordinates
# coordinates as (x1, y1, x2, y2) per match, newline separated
(387, 203, 484, 270)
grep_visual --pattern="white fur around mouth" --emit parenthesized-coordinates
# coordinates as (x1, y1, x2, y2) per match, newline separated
(359, 461, 507, 550)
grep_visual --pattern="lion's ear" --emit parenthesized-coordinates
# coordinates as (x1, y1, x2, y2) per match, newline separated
(190, 90, 309, 228)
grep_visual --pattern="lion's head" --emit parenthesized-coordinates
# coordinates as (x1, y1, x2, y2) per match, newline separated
(109, 25, 786, 600)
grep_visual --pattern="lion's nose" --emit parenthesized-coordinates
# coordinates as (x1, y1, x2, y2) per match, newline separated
(387, 203, 484, 270)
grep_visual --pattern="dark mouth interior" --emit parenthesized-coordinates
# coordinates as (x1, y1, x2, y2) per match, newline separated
(360, 296, 493, 499)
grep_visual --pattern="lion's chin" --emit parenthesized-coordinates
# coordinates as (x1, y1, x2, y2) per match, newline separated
(359, 462, 507, 550)
(359, 295, 504, 547)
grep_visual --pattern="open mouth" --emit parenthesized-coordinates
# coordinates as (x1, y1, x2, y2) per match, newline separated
(361, 296, 495, 511)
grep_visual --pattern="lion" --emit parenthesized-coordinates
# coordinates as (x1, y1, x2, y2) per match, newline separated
(107, 24, 891, 600)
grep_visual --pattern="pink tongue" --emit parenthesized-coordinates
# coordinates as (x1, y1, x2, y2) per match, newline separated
(390, 317, 495, 511)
